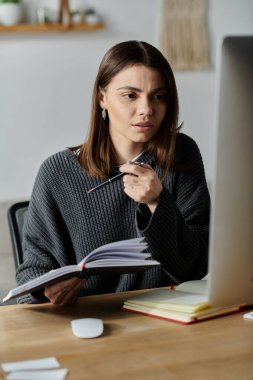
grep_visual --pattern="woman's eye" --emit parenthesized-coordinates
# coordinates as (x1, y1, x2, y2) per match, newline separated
(122, 93, 137, 100)
(153, 93, 167, 101)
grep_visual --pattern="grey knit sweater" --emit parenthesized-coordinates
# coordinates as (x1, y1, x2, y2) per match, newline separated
(16, 133, 210, 303)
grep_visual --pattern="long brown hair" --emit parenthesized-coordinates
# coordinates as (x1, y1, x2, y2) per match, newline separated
(74, 40, 179, 180)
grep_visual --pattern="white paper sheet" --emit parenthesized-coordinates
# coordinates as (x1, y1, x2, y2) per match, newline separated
(2, 357, 60, 372)
(5, 368, 68, 380)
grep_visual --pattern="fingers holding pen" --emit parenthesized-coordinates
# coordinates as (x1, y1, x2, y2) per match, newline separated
(119, 162, 163, 212)
(119, 161, 151, 177)
(119, 162, 151, 191)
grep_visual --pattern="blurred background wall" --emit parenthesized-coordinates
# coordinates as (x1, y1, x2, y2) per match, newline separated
(0, 0, 253, 257)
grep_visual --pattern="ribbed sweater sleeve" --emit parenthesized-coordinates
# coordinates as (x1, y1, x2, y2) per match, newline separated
(136, 134, 210, 283)
(16, 158, 78, 303)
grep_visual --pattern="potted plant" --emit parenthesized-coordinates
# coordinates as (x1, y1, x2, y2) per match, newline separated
(0, 0, 23, 26)
(85, 7, 99, 25)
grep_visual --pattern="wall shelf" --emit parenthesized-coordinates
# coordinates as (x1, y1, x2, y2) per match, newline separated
(0, 22, 105, 33)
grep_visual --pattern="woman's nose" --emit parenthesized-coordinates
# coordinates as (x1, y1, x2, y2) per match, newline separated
(137, 98, 153, 116)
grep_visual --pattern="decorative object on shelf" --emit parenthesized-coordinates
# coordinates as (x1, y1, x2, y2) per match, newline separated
(85, 7, 100, 25)
(69, 1, 84, 24)
(0, 0, 23, 26)
(36, 7, 51, 25)
(59, 0, 72, 27)
(71, 9, 82, 24)
(159, 0, 210, 70)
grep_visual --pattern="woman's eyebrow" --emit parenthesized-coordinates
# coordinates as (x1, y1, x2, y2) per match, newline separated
(152, 87, 167, 93)
(117, 86, 141, 92)
(116, 86, 167, 93)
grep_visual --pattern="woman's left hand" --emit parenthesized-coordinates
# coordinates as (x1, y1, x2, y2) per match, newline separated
(44, 277, 86, 306)
(119, 162, 163, 213)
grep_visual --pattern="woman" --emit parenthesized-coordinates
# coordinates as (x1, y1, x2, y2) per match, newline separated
(17, 40, 210, 305)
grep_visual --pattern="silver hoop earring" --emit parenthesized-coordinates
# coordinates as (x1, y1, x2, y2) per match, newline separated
(102, 108, 107, 120)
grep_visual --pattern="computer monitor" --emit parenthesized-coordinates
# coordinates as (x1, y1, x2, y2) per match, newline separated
(208, 36, 253, 306)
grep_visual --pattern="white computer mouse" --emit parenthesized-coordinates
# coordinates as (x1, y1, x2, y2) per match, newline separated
(71, 318, 104, 339)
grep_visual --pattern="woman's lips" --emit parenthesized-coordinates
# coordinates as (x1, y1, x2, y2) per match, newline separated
(131, 122, 154, 131)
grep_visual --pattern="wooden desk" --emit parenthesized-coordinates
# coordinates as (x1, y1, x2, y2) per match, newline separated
(0, 291, 253, 379)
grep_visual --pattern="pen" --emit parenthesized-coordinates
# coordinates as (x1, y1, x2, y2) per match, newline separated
(87, 161, 144, 194)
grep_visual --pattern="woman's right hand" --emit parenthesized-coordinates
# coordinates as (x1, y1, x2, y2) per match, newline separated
(44, 277, 86, 306)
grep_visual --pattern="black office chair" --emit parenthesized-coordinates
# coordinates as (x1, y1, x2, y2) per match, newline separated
(7, 201, 29, 270)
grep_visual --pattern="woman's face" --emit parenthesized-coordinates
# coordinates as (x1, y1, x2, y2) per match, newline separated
(99, 64, 167, 152)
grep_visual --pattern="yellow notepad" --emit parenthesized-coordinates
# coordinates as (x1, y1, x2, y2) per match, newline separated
(123, 280, 245, 324)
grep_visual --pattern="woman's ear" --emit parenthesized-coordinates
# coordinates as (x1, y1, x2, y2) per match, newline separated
(98, 87, 106, 109)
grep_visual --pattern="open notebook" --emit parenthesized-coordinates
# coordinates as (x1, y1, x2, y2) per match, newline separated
(3, 238, 159, 303)
(124, 36, 253, 324)
(123, 280, 246, 324)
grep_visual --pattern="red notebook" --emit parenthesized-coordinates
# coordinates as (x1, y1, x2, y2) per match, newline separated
(123, 281, 247, 325)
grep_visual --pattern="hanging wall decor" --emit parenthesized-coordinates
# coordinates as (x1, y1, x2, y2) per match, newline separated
(159, 0, 210, 70)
